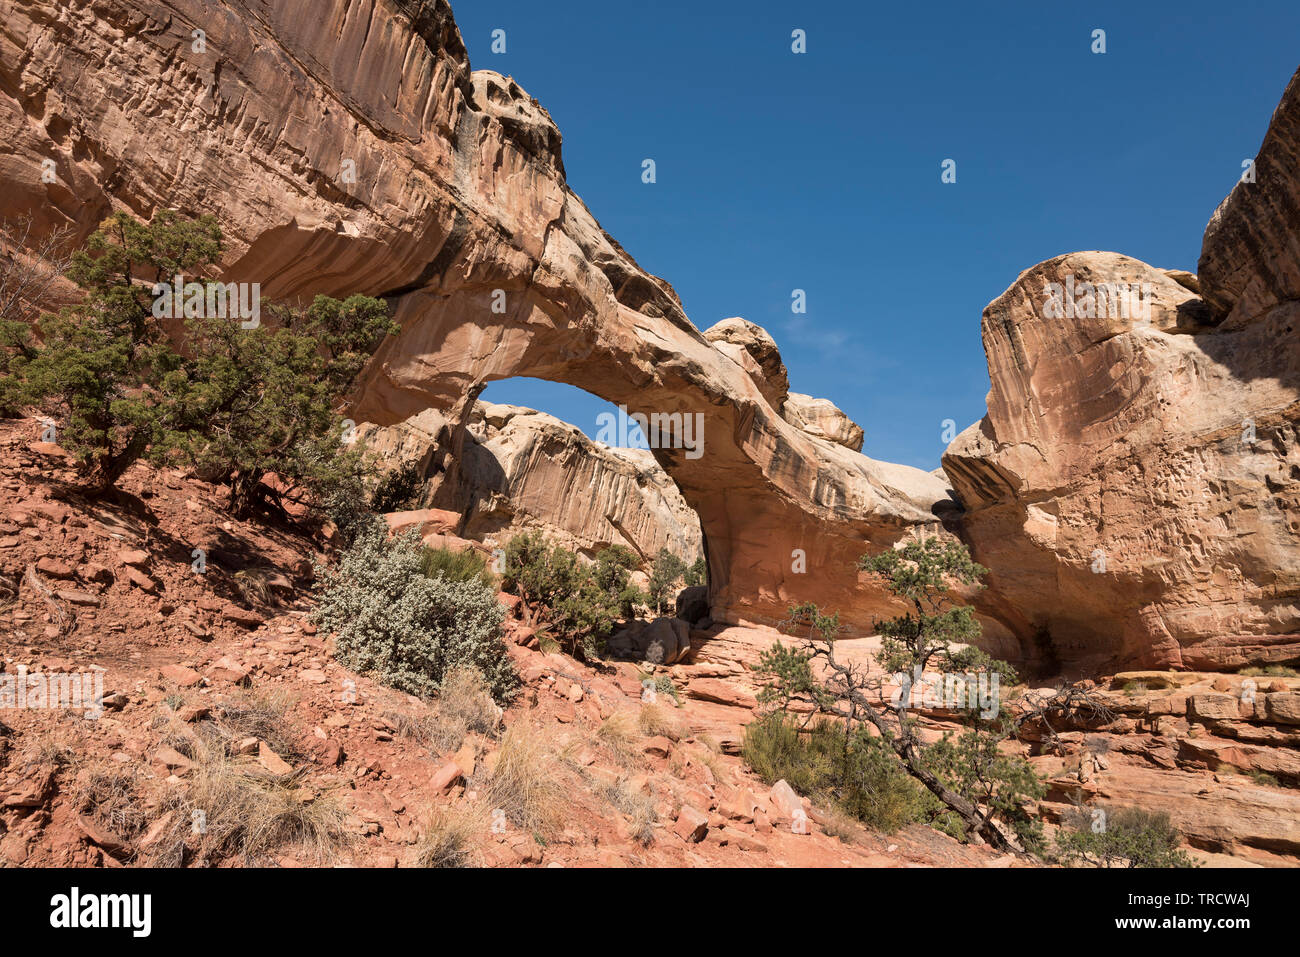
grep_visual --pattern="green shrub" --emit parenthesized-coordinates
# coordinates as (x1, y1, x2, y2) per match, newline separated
(741, 712, 929, 834)
(370, 457, 425, 513)
(1054, 805, 1197, 868)
(420, 545, 494, 588)
(684, 556, 707, 588)
(501, 531, 642, 659)
(646, 548, 687, 614)
(0, 209, 396, 510)
(312, 519, 517, 703)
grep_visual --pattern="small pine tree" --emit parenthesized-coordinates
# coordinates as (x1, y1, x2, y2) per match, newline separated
(6, 210, 220, 492)
(647, 547, 688, 614)
(749, 538, 1046, 854)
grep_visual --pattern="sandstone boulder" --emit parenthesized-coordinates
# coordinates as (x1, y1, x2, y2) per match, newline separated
(944, 247, 1300, 670)
(703, 318, 790, 410)
(782, 393, 865, 452)
(606, 617, 691, 665)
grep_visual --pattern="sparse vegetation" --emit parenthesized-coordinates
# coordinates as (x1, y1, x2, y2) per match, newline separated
(637, 701, 685, 741)
(1240, 664, 1299, 678)
(747, 538, 1051, 854)
(596, 710, 642, 765)
(742, 712, 927, 834)
(142, 690, 350, 866)
(420, 544, 495, 589)
(312, 517, 518, 703)
(1054, 805, 1198, 868)
(417, 802, 488, 868)
(480, 720, 568, 838)
(501, 530, 642, 659)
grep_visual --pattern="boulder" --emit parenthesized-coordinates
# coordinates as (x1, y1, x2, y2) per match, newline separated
(782, 392, 865, 452)
(674, 585, 709, 625)
(606, 617, 691, 665)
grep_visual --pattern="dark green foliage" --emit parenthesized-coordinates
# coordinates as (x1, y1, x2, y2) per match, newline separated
(748, 538, 1050, 854)
(741, 713, 928, 834)
(501, 531, 646, 659)
(684, 556, 707, 588)
(161, 293, 396, 516)
(370, 457, 425, 513)
(0, 210, 397, 514)
(922, 729, 1045, 853)
(3, 210, 219, 491)
(1054, 805, 1198, 868)
(860, 538, 1015, 683)
(646, 548, 687, 614)
(420, 545, 494, 588)
(592, 545, 644, 618)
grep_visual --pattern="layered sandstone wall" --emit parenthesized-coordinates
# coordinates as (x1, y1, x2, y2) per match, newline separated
(359, 401, 704, 563)
(944, 70, 1300, 670)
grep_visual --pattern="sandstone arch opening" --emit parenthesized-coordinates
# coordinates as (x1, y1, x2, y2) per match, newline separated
(348, 264, 958, 638)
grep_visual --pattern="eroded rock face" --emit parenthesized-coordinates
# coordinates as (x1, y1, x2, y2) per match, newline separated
(1199, 69, 1300, 327)
(360, 402, 704, 563)
(945, 244, 1300, 671)
(782, 393, 864, 452)
(702, 318, 790, 411)
(0, 0, 955, 634)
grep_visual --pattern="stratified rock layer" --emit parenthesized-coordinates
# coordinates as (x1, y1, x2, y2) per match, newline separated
(782, 392, 864, 452)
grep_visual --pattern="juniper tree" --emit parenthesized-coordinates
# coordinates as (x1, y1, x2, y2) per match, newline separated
(1, 209, 397, 515)
(751, 538, 1045, 853)
(3, 210, 220, 492)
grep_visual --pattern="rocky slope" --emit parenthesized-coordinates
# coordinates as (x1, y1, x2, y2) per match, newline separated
(945, 68, 1300, 673)
(0, 417, 1010, 868)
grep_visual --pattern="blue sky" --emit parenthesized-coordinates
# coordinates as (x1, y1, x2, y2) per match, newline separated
(456, 0, 1300, 470)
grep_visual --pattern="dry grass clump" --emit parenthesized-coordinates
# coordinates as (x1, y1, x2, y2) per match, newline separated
(595, 710, 642, 765)
(480, 719, 568, 838)
(820, 808, 865, 845)
(73, 764, 151, 846)
(690, 746, 733, 787)
(144, 752, 349, 866)
(600, 778, 657, 846)
(142, 688, 349, 866)
(417, 801, 489, 868)
(13, 715, 84, 770)
(638, 701, 685, 741)
(386, 665, 501, 755)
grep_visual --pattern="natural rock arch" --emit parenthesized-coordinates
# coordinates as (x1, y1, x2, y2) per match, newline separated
(0, 0, 954, 635)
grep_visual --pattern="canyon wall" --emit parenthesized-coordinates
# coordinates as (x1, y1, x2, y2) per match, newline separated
(360, 401, 704, 564)
(945, 67, 1300, 671)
